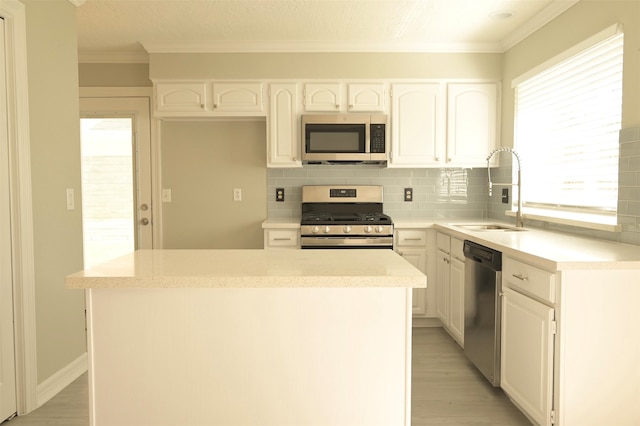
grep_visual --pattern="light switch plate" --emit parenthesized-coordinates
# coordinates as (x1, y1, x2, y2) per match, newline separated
(66, 188, 75, 210)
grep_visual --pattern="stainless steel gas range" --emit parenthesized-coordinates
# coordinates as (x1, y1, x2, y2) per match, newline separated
(300, 185, 393, 249)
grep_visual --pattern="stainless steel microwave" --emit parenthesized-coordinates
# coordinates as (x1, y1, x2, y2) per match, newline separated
(301, 114, 388, 163)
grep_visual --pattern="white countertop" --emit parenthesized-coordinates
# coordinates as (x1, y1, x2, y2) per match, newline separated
(66, 249, 427, 289)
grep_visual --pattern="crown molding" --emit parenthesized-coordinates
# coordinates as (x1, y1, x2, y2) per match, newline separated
(140, 40, 505, 54)
(68, 0, 87, 6)
(500, 0, 581, 51)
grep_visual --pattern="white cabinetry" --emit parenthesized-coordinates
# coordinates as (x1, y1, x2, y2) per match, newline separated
(155, 82, 208, 114)
(263, 226, 300, 249)
(303, 83, 342, 112)
(390, 83, 445, 167)
(447, 83, 498, 166)
(154, 81, 265, 117)
(435, 232, 464, 345)
(211, 82, 264, 113)
(501, 257, 556, 426)
(389, 82, 499, 168)
(303, 83, 386, 112)
(267, 83, 301, 168)
(395, 229, 429, 317)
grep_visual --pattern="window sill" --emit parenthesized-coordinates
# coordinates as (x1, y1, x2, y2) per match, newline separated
(505, 209, 622, 233)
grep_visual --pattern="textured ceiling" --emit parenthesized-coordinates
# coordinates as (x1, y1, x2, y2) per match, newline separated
(76, 0, 580, 62)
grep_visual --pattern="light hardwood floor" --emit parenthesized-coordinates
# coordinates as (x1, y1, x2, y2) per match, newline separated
(4, 327, 530, 425)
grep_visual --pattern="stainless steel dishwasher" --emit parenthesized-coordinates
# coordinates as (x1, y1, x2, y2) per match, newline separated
(463, 240, 502, 386)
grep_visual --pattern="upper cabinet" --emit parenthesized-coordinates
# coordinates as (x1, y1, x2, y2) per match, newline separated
(447, 83, 498, 167)
(389, 83, 446, 167)
(154, 81, 265, 117)
(155, 82, 208, 114)
(267, 83, 301, 168)
(303, 83, 386, 112)
(389, 81, 499, 168)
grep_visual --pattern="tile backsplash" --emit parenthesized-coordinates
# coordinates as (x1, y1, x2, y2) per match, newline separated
(267, 165, 490, 220)
(268, 126, 640, 246)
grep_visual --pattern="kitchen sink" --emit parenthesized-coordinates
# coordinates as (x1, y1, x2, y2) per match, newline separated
(454, 223, 527, 232)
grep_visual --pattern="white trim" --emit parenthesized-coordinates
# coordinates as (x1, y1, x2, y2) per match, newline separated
(505, 210, 622, 233)
(141, 40, 506, 54)
(512, 23, 622, 88)
(1, 0, 38, 415)
(500, 0, 581, 52)
(36, 353, 87, 407)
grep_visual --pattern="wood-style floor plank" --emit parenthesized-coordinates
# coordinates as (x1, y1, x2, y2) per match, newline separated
(4, 327, 530, 425)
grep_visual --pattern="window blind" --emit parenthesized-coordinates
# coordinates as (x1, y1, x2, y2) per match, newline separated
(513, 31, 623, 216)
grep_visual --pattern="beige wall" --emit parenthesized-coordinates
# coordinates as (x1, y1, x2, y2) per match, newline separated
(21, 0, 86, 382)
(161, 121, 267, 249)
(149, 52, 502, 80)
(501, 0, 640, 147)
(78, 63, 152, 87)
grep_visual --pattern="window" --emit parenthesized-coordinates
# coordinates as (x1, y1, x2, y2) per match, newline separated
(512, 24, 623, 230)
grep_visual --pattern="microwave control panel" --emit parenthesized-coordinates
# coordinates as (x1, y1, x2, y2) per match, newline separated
(370, 124, 386, 153)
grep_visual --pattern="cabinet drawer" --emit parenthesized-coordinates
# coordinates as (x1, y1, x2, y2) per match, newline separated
(450, 237, 464, 261)
(395, 229, 427, 247)
(265, 230, 299, 248)
(503, 257, 556, 304)
(436, 232, 451, 253)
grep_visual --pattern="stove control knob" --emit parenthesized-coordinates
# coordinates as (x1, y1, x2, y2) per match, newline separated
(323, 226, 331, 234)
(364, 225, 373, 233)
(343, 226, 352, 233)
(375, 226, 385, 233)
(312, 226, 321, 234)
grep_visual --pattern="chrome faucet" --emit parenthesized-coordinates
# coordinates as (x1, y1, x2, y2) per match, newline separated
(486, 147, 524, 228)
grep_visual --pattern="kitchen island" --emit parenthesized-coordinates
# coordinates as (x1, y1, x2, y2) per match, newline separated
(66, 249, 426, 426)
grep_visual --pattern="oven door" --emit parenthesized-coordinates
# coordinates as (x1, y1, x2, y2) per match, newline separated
(301, 236, 393, 249)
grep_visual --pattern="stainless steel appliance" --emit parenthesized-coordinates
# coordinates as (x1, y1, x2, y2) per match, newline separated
(300, 185, 393, 249)
(301, 114, 388, 164)
(463, 240, 503, 386)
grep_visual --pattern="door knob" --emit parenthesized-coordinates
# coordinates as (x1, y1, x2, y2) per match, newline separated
(140, 203, 149, 211)
(140, 218, 150, 226)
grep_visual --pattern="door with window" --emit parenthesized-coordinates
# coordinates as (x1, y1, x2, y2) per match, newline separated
(80, 97, 153, 267)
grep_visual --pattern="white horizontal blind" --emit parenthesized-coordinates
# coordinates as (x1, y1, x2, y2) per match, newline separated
(514, 32, 623, 215)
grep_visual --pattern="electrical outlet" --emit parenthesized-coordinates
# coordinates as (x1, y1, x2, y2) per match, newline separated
(404, 188, 413, 202)
(276, 188, 285, 202)
(501, 188, 509, 204)
(233, 188, 242, 201)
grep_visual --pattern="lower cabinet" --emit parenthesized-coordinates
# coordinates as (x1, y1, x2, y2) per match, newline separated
(435, 232, 464, 345)
(501, 287, 555, 426)
(394, 228, 434, 318)
(501, 256, 556, 426)
(263, 227, 300, 249)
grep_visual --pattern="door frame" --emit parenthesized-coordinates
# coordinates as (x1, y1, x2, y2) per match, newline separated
(1, 0, 38, 415)
(80, 87, 162, 249)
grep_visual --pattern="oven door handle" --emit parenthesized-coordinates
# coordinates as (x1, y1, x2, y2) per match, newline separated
(301, 236, 393, 248)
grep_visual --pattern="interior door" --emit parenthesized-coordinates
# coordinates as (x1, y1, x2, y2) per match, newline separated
(80, 97, 153, 267)
(0, 16, 18, 423)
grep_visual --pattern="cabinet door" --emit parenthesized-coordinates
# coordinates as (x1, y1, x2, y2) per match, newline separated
(448, 257, 465, 345)
(389, 83, 445, 167)
(347, 83, 385, 112)
(268, 83, 301, 168)
(155, 82, 208, 113)
(446, 83, 498, 167)
(304, 83, 341, 112)
(396, 248, 427, 316)
(212, 83, 264, 112)
(435, 250, 450, 323)
(501, 288, 554, 426)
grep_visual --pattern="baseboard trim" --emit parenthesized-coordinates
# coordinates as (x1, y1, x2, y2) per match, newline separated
(36, 352, 88, 408)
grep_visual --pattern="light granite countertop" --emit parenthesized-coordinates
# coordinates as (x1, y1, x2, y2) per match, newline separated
(262, 218, 640, 271)
(65, 249, 427, 289)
